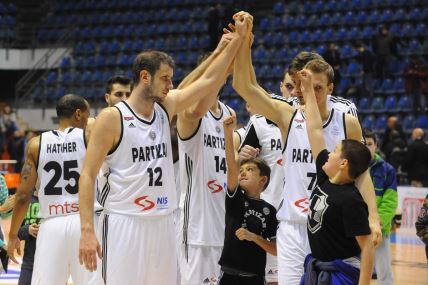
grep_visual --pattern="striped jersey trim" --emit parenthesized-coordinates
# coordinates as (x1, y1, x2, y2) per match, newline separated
(98, 172, 111, 207)
(183, 153, 193, 262)
(102, 214, 109, 284)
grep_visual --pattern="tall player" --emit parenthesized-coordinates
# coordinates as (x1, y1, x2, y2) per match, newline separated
(7, 94, 102, 285)
(231, 11, 380, 285)
(176, 41, 235, 284)
(78, 15, 250, 285)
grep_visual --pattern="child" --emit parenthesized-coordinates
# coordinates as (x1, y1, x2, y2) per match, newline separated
(17, 192, 40, 285)
(218, 115, 278, 285)
(298, 62, 374, 285)
(364, 129, 398, 285)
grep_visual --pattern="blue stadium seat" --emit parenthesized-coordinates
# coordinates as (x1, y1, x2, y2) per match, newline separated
(118, 54, 130, 66)
(61, 72, 72, 85)
(371, 97, 384, 113)
(416, 114, 428, 129)
(259, 18, 270, 30)
(401, 23, 415, 37)
(46, 71, 57, 84)
(311, 29, 322, 43)
(344, 12, 355, 25)
(423, 7, 428, 20)
(368, 10, 380, 24)
(415, 23, 427, 36)
(384, 96, 397, 112)
(331, 13, 343, 26)
(402, 115, 415, 131)
(375, 115, 388, 131)
(285, 15, 296, 27)
(381, 78, 394, 93)
(95, 55, 106, 67)
(393, 78, 405, 93)
(295, 15, 306, 27)
(397, 95, 412, 112)
(316, 45, 327, 56)
(393, 9, 405, 21)
(361, 26, 373, 39)
(271, 16, 282, 30)
(60, 57, 71, 69)
(362, 115, 376, 129)
(81, 71, 92, 83)
(322, 28, 335, 42)
(300, 30, 311, 43)
(257, 64, 270, 79)
(340, 44, 355, 59)
(356, 11, 367, 24)
(409, 7, 422, 20)
(380, 9, 393, 22)
(344, 61, 362, 77)
(336, 77, 351, 94)
(358, 97, 371, 113)
(348, 27, 361, 40)
(318, 14, 330, 26)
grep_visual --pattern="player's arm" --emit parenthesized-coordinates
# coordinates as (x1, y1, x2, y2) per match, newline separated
(79, 108, 121, 271)
(7, 136, 39, 263)
(356, 234, 374, 285)
(163, 17, 248, 119)
(224, 116, 239, 193)
(299, 69, 326, 160)
(84, 117, 96, 143)
(346, 114, 382, 246)
(232, 14, 293, 128)
(235, 228, 277, 256)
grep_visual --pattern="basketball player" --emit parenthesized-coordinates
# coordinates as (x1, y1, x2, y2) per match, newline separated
(104, 75, 132, 107)
(231, 11, 380, 285)
(280, 72, 295, 99)
(176, 45, 236, 284)
(78, 15, 250, 285)
(7, 94, 102, 285)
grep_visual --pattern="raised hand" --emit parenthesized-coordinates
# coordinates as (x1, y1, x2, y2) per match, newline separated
(215, 32, 236, 52)
(223, 115, 236, 133)
(297, 69, 314, 101)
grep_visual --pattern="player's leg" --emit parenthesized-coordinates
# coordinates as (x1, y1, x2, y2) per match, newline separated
(180, 245, 222, 285)
(68, 214, 103, 285)
(374, 235, 393, 285)
(17, 268, 33, 285)
(101, 213, 177, 284)
(31, 218, 69, 285)
(277, 221, 310, 285)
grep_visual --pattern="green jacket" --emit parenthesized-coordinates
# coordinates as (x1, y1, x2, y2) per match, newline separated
(369, 153, 398, 235)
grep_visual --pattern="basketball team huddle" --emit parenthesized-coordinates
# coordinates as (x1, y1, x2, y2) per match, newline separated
(6, 11, 382, 285)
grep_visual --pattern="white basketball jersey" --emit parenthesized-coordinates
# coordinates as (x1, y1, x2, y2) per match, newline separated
(277, 108, 347, 223)
(37, 128, 86, 218)
(178, 102, 232, 246)
(242, 115, 285, 209)
(100, 101, 176, 216)
(235, 127, 246, 145)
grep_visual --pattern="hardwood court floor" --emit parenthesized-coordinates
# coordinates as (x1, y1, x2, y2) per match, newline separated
(0, 220, 426, 284)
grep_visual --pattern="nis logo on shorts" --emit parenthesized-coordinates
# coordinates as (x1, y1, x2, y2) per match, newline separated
(134, 196, 169, 211)
(207, 180, 225, 194)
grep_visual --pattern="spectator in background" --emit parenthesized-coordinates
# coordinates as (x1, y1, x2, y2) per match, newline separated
(7, 130, 26, 173)
(356, 42, 375, 97)
(380, 116, 407, 155)
(402, 128, 428, 187)
(383, 130, 407, 166)
(323, 42, 341, 87)
(17, 190, 39, 285)
(2, 104, 18, 141)
(365, 129, 397, 285)
(404, 55, 428, 112)
(0, 173, 15, 259)
(415, 194, 428, 262)
(372, 25, 399, 80)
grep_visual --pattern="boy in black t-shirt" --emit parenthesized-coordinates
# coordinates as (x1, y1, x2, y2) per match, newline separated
(219, 115, 278, 285)
(298, 61, 374, 285)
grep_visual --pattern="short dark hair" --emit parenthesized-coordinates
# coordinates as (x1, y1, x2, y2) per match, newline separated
(106, 75, 132, 94)
(363, 128, 377, 144)
(341, 139, 371, 179)
(240, 158, 271, 190)
(288, 51, 324, 75)
(132, 50, 175, 84)
(56, 94, 88, 119)
(304, 59, 335, 84)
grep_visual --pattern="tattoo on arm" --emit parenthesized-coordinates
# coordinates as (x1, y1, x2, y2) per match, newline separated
(21, 161, 33, 181)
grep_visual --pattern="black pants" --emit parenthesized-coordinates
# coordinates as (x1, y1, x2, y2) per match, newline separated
(219, 272, 265, 285)
(18, 267, 33, 285)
